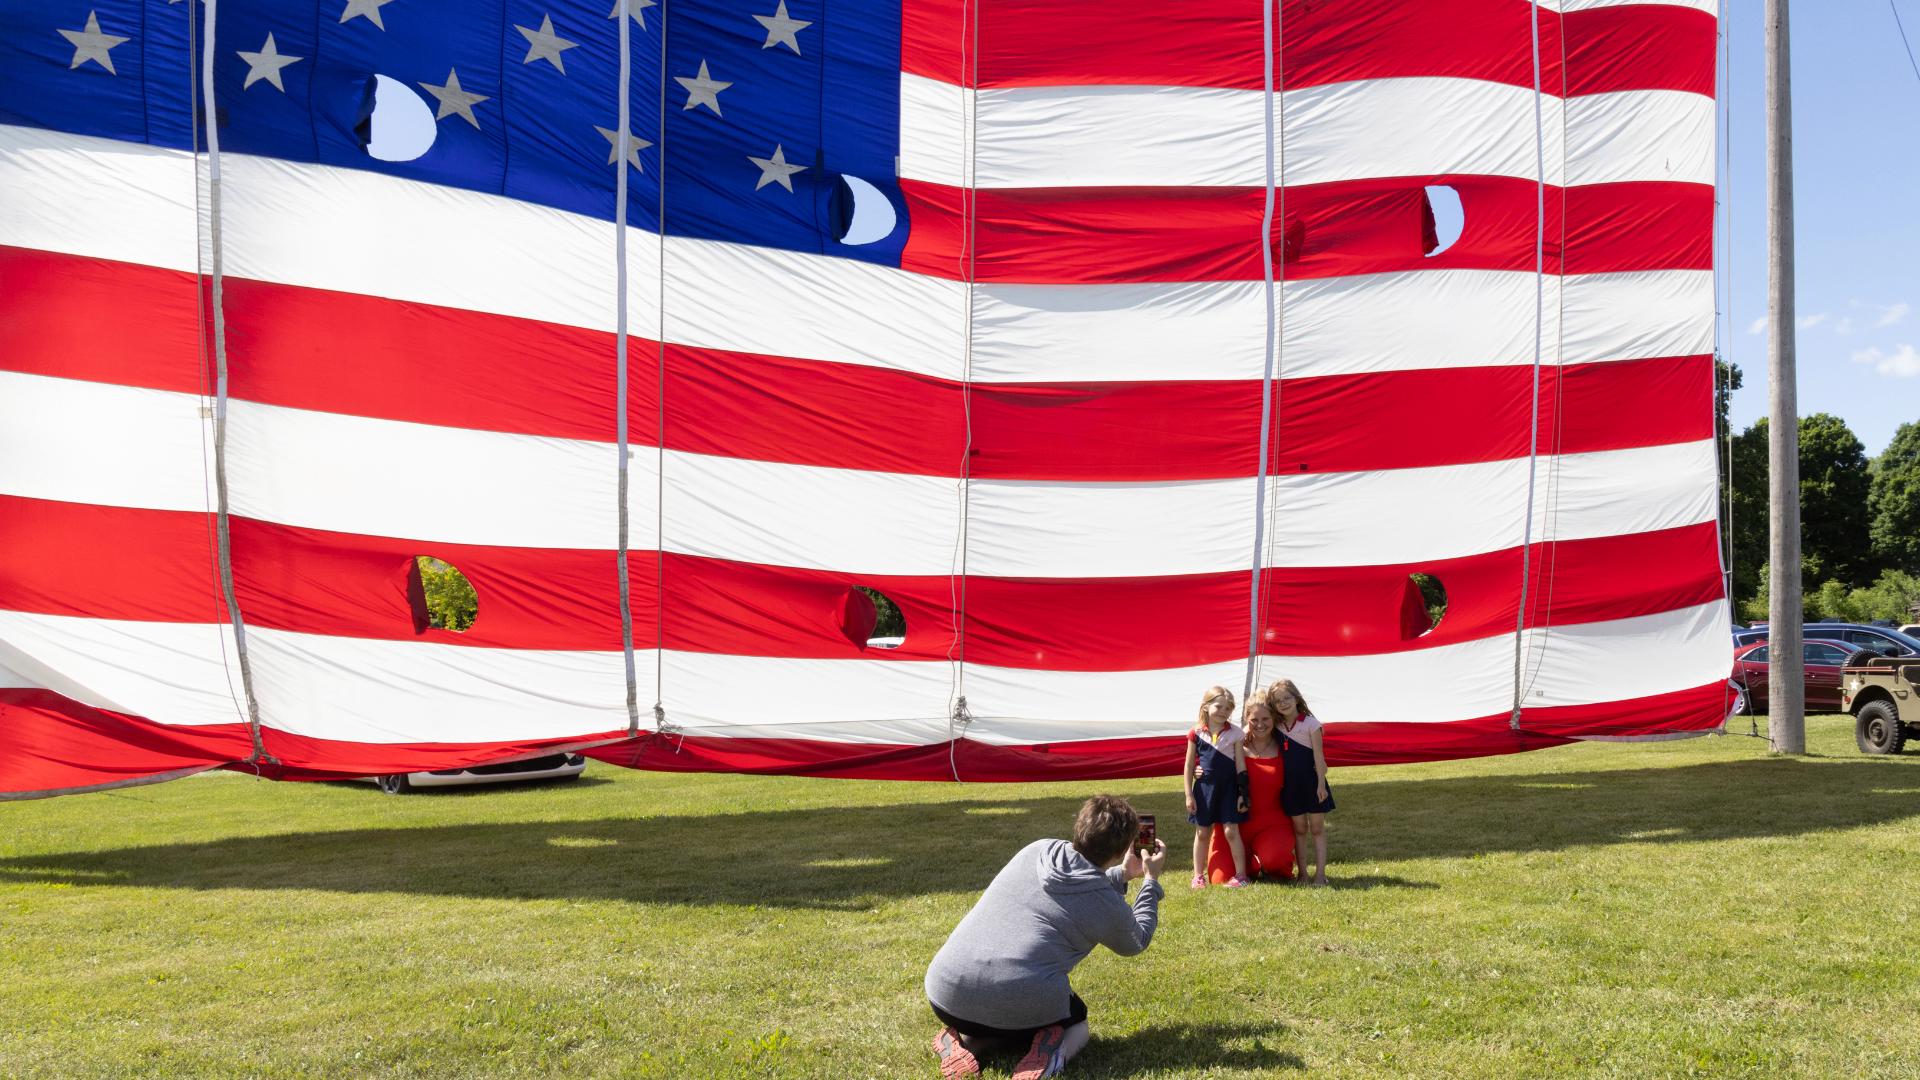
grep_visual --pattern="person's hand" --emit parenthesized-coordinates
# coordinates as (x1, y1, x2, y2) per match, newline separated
(1192, 764, 1204, 781)
(1141, 839, 1167, 880)
(1237, 796, 1249, 814)
(1184, 792, 1196, 816)
(1122, 845, 1146, 881)
(1317, 781, 1329, 802)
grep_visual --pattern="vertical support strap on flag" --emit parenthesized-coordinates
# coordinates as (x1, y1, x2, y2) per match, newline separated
(1242, 0, 1281, 703)
(615, 0, 642, 739)
(652, 0, 673, 734)
(1720, 0, 1751, 726)
(1510, 0, 1550, 731)
(946, 0, 981, 782)
(200, 0, 272, 765)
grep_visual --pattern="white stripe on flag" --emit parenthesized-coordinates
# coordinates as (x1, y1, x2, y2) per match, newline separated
(1, 371, 1716, 576)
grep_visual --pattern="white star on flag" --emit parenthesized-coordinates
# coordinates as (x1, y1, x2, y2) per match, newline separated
(58, 11, 129, 75)
(237, 33, 303, 92)
(748, 144, 807, 192)
(753, 1, 811, 54)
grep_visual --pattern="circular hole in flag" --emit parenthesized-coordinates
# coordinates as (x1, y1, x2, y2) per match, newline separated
(1422, 185, 1464, 256)
(841, 585, 906, 650)
(832, 175, 899, 246)
(363, 74, 438, 162)
(1407, 573, 1448, 638)
(413, 556, 478, 633)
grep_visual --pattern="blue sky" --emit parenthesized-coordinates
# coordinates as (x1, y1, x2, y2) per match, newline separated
(1720, 3, 1920, 456)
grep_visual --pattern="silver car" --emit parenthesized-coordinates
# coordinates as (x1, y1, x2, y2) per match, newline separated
(372, 752, 587, 794)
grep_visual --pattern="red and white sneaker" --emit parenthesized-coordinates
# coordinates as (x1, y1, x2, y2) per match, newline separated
(931, 1027, 980, 1078)
(1224, 876, 1250, 888)
(1011, 1024, 1066, 1080)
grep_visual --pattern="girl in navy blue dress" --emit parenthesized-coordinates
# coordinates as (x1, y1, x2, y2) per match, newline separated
(1182, 685, 1250, 889)
(1267, 678, 1335, 887)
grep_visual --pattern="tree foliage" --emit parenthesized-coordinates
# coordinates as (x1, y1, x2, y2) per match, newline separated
(1715, 358, 1742, 448)
(1726, 419, 1769, 610)
(1725, 413, 1884, 612)
(1411, 572, 1448, 629)
(1796, 413, 1874, 586)
(857, 586, 906, 639)
(417, 557, 478, 632)
(1807, 571, 1920, 624)
(1869, 421, 1920, 574)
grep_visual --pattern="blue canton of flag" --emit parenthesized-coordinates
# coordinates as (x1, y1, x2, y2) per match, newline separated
(0, 0, 909, 266)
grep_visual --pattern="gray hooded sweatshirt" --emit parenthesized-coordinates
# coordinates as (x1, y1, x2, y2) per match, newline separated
(924, 838, 1164, 1031)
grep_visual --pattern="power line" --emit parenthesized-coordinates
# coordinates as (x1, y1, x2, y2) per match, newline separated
(1892, 1, 1920, 86)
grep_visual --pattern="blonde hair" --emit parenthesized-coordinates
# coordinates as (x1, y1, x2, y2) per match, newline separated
(1264, 678, 1311, 724)
(1196, 685, 1236, 732)
(1242, 699, 1278, 749)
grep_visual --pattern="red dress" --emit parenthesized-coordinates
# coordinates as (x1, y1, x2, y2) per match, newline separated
(1207, 752, 1296, 883)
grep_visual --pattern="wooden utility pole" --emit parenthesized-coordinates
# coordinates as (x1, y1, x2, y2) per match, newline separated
(1765, 0, 1805, 754)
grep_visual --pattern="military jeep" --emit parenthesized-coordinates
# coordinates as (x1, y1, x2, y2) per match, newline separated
(1841, 656, 1920, 755)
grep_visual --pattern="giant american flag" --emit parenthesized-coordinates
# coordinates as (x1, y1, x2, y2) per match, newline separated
(0, 0, 1728, 797)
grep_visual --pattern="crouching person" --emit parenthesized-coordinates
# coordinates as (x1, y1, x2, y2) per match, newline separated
(925, 795, 1167, 1079)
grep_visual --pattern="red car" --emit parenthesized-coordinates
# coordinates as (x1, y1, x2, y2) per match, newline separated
(1730, 638, 1858, 715)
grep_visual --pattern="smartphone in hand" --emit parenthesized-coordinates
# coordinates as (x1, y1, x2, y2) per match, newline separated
(1136, 814, 1157, 853)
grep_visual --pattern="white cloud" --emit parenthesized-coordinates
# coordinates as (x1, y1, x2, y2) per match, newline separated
(1835, 316, 1856, 335)
(1797, 312, 1828, 329)
(1852, 344, 1920, 377)
(1846, 299, 1911, 328)
(1746, 316, 1768, 335)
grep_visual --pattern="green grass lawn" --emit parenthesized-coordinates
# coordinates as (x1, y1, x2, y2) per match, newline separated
(3, 715, 1917, 1079)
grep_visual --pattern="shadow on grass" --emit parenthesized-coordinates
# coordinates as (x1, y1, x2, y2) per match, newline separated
(1075, 1022, 1303, 1075)
(1, 757, 1915, 908)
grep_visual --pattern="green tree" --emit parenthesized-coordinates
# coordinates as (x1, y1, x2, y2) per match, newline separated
(1805, 570, 1920, 623)
(857, 586, 905, 639)
(1727, 414, 1876, 610)
(1726, 420, 1768, 611)
(1797, 412, 1874, 586)
(1715, 357, 1742, 447)
(1810, 580, 1857, 622)
(1869, 421, 1920, 573)
(1714, 358, 1742, 583)
(417, 557, 478, 632)
(1411, 572, 1448, 629)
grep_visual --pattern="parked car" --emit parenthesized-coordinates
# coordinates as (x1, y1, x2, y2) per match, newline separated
(1730, 622, 1920, 658)
(1900, 624, 1920, 638)
(370, 752, 587, 794)
(1729, 639, 1859, 715)
(1841, 656, 1919, 754)
(1810, 623, 1920, 658)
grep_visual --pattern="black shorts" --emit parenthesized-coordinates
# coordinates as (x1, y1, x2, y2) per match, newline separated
(930, 992, 1088, 1054)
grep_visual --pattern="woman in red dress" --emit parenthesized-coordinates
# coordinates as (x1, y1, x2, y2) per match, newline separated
(1206, 700, 1296, 883)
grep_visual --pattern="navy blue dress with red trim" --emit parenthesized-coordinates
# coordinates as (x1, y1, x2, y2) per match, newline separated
(1279, 717, 1336, 816)
(1187, 727, 1246, 827)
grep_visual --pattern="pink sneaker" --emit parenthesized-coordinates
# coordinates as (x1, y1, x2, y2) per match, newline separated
(1189, 873, 1208, 890)
(932, 1027, 980, 1078)
(1224, 876, 1250, 888)
(1011, 1024, 1066, 1080)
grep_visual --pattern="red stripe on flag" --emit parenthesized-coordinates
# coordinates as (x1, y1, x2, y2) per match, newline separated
(0, 495, 1724, 667)
(900, 178, 1713, 285)
(0, 690, 252, 798)
(901, 0, 1715, 97)
(1, 248, 1712, 482)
